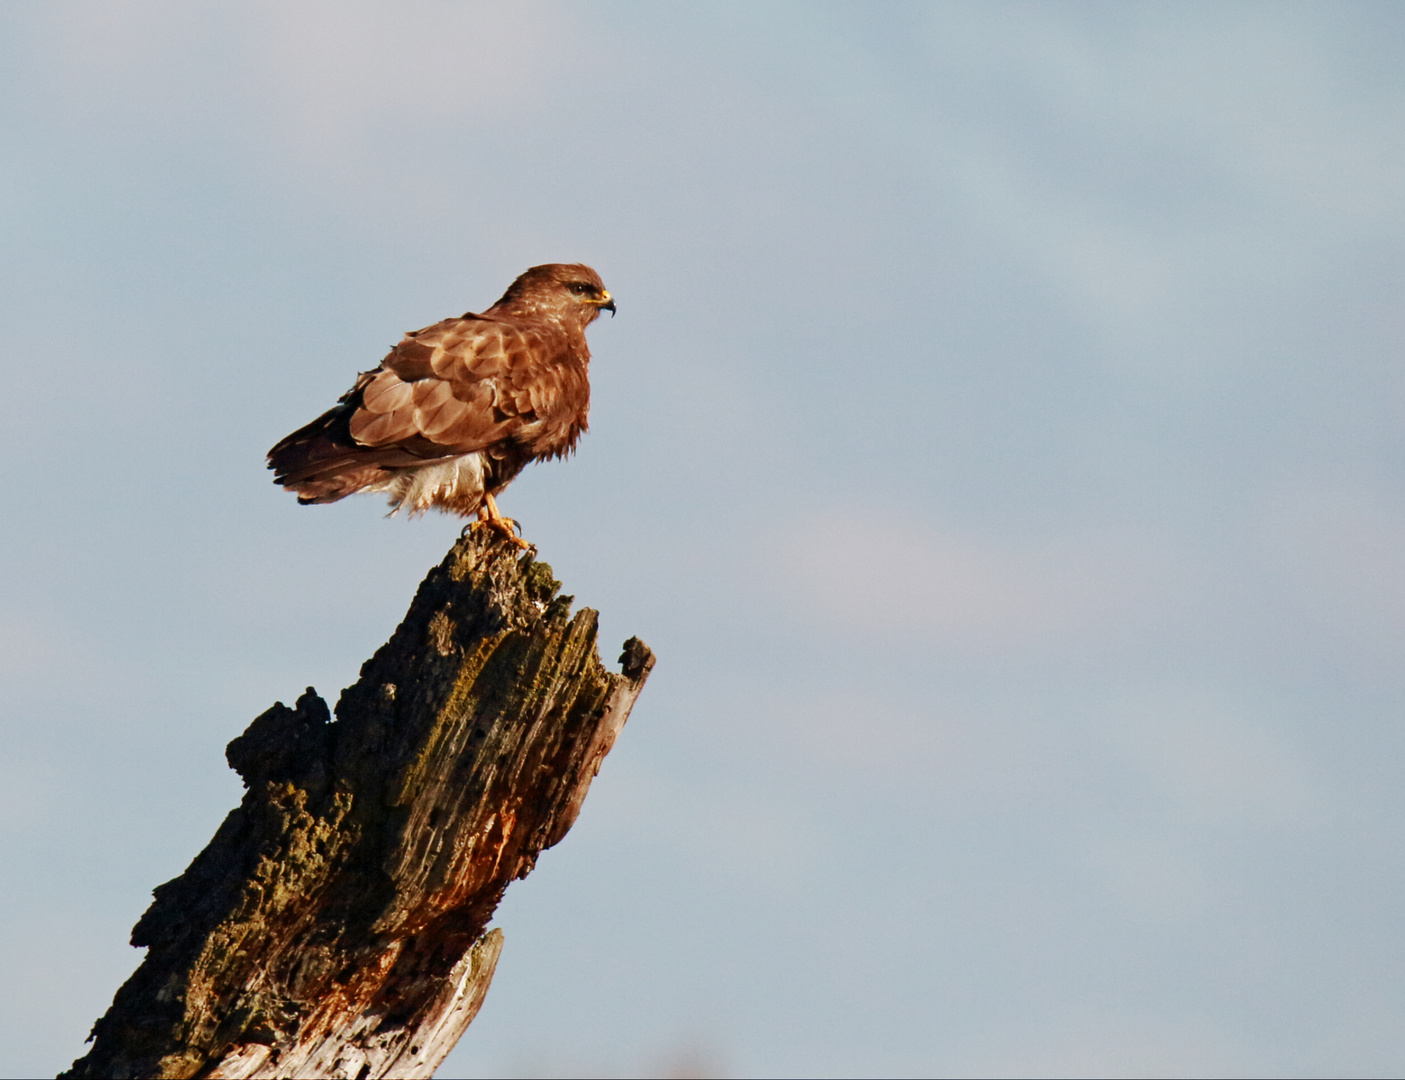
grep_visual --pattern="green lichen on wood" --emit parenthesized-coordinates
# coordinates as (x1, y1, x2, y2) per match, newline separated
(63, 531, 654, 1080)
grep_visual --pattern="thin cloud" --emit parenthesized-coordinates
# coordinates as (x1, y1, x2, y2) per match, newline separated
(775, 515, 1185, 650)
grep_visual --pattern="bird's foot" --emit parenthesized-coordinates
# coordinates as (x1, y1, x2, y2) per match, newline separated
(469, 495, 532, 550)
(468, 516, 530, 549)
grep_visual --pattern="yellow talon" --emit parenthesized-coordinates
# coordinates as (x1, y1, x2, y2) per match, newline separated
(472, 493, 531, 550)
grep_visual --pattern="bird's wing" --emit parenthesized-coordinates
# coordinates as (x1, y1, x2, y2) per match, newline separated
(348, 316, 579, 457)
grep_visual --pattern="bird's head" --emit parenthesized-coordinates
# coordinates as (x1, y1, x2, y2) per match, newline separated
(491, 263, 615, 327)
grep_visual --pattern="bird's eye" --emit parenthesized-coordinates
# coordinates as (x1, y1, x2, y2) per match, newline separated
(567, 282, 593, 296)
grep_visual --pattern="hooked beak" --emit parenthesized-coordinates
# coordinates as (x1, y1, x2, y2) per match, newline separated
(597, 290, 616, 317)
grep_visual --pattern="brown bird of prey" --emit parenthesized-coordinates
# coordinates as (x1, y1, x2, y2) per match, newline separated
(268, 263, 614, 545)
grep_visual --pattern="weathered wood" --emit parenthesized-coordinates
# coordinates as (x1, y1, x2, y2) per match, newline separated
(62, 531, 654, 1080)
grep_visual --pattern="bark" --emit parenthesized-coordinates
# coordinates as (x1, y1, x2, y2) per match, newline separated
(61, 531, 654, 1080)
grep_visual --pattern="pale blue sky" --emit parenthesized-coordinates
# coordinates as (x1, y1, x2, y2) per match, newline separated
(4, 3, 1405, 1077)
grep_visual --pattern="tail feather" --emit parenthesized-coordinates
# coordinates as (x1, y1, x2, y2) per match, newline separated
(268, 407, 343, 474)
(267, 406, 377, 502)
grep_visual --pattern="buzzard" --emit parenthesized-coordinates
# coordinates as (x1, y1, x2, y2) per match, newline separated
(268, 263, 614, 546)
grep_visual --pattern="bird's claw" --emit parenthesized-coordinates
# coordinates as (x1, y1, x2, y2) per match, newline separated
(466, 493, 531, 549)
(469, 515, 531, 550)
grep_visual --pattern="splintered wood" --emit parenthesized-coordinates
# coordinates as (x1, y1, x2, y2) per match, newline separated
(63, 532, 653, 1080)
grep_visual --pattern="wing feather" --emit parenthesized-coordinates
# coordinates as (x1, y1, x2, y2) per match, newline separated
(412, 378, 454, 410)
(417, 396, 470, 440)
(349, 408, 417, 446)
(383, 337, 438, 380)
(361, 369, 414, 413)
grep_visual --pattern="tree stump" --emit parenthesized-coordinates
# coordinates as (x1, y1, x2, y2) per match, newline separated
(62, 531, 654, 1080)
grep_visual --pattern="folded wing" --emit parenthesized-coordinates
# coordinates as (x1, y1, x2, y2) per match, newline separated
(267, 314, 587, 501)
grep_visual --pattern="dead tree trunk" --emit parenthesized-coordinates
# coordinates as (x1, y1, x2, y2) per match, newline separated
(61, 531, 654, 1080)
